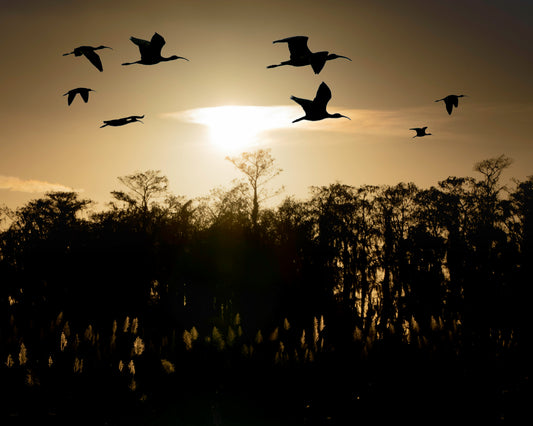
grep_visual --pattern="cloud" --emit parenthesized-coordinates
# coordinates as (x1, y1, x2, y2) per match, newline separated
(163, 104, 448, 139)
(163, 105, 301, 150)
(0, 175, 79, 193)
(163, 105, 299, 130)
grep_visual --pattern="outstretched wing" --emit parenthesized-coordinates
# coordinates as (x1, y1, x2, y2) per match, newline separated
(150, 33, 166, 50)
(80, 89, 90, 103)
(451, 96, 459, 108)
(311, 51, 328, 74)
(83, 49, 103, 71)
(444, 98, 454, 115)
(130, 36, 151, 47)
(314, 82, 332, 109)
(274, 36, 311, 59)
(65, 91, 76, 106)
(290, 95, 313, 115)
(130, 36, 156, 60)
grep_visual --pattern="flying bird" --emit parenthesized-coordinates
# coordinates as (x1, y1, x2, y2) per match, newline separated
(122, 32, 189, 66)
(435, 94, 466, 115)
(291, 82, 350, 123)
(63, 45, 111, 72)
(100, 115, 144, 128)
(267, 36, 351, 74)
(410, 127, 432, 138)
(63, 88, 95, 106)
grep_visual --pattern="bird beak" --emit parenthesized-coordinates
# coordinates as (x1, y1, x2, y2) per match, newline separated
(342, 115, 351, 120)
(339, 56, 352, 61)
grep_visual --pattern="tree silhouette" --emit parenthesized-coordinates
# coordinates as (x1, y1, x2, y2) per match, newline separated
(112, 170, 169, 213)
(225, 149, 283, 231)
(111, 170, 169, 232)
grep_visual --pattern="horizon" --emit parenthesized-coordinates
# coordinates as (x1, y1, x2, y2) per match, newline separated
(0, 150, 526, 216)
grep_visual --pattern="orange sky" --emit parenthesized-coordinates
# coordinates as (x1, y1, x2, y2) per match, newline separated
(1, 0, 532, 211)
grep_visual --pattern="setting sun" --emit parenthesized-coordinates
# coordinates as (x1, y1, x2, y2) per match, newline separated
(174, 105, 298, 152)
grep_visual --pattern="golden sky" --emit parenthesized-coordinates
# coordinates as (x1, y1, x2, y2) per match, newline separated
(1, 0, 532, 210)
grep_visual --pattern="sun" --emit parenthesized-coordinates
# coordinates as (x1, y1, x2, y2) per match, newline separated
(205, 106, 263, 151)
(177, 105, 298, 153)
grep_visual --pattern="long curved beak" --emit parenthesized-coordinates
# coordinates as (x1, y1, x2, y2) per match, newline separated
(342, 115, 351, 120)
(339, 56, 352, 61)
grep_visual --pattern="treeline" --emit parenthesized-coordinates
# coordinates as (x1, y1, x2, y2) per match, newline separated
(0, 151, 531, 423)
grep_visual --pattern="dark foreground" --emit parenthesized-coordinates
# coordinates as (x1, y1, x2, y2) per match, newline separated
(2, 346, 529, 426)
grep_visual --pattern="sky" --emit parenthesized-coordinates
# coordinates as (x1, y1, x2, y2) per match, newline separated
(1, 0, 532, 212)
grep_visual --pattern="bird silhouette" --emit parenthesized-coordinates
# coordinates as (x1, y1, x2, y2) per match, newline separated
(410, 127, 432, 138)
(291, 82, 350, 123)
(267, 36, 351, 74)
(63, 88, 95, 106)
(122, 32, 189, 66)
(63, 45, 111, 72)
(435, 94, 466, 115)
(100, 115, 144, 128)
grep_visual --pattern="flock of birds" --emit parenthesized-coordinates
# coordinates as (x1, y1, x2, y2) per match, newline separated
(63, 33, 466, 135)
(62, 32, 186, 128)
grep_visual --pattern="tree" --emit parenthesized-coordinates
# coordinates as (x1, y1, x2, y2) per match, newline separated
(226, 149, 283, 230)
(112, 170, 169, 214)
(473, 154, 513, 227)
(111, 170, 169, 231)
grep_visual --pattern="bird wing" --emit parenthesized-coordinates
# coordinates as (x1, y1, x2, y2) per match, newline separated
(150, 33, 166, 50)
(290, 95, 313, 114)
(314, 82, 332, 109)
(130, 36, 156, 60)
(65, 91, 76, 106)
(80, 89, 90, 103)
(83, 49, 103, 71)
(445, 99, 453, 115)
(130, 36, 151, 47)
(311, 52, 328, 74)
(105, 118, 129, 126)
(274, 36, 311, 59)
(134, 33, 166, 60)
(452, 96, 459, 108)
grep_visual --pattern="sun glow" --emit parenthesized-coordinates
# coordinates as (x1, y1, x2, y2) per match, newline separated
(173, 105, 298, 152)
